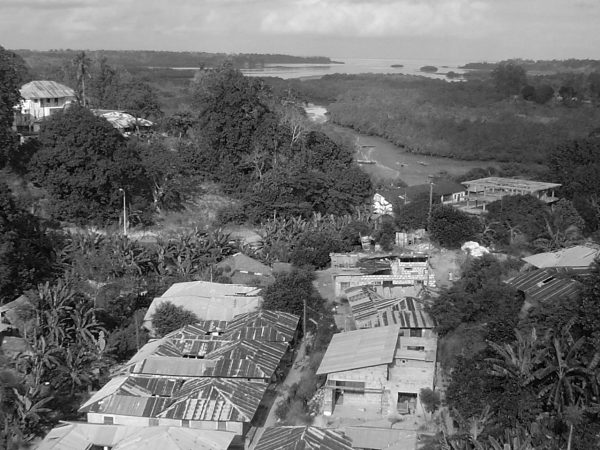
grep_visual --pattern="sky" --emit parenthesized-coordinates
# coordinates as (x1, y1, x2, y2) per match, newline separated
(1, 0, 599, 62)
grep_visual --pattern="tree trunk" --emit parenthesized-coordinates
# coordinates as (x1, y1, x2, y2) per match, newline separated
(567, 423, 573, 450)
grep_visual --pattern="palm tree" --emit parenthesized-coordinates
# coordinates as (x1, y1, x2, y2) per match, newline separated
(72, 51, 91, 106)
(487, 328, 546, 387)
(536, 327, 597, 450)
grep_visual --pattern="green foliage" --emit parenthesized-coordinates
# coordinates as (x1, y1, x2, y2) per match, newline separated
(428, 254, 521, 340)
(133, 137, 197, 212)
(548, 137, 600, 232)
(485, 195, 550, 246)
(491, 63, 528, 96)
(255, 209, 374, 264)
(0, 183, 57, 303)
(289, 230, 348, 269)
(0, 46, 27, 169)
(374, 215, 396, 251)
(394, 192, 437, 231)
(419, 387, 441, 414)
(262, 268, 323, 321)
(152, 300, 199, 337)
(28, 106, 154, 225)
(192, 63, 274, 189)
(429, 205, 481, 248)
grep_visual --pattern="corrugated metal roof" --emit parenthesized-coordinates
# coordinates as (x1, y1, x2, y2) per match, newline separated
(80, 376, 129, 411)
(115, 427, 236, 450)
(522, 245, 600, 269)
(317, 326, 400, 374)
(506, 268, 583, 303)
(345, 287, 435, 329)
(217, 253, 273, 277)
(131, 357, 216, 377)
(344, 427, 417, 450)
(95, 111, 153, 130)
(205, 340, 288, 379)
(143, 296, 261, 334)
(255, 426, 353, 450)
(36, 423, 144, 450)
(37, 423, 236, 450)
(160, 378, 267, 422)
(462, 177, 561, 192)
(20, 80, 75, 99)
(81, 394, 171, 417)
(224, 310, 299, 343)
(162, 281, 262, 298)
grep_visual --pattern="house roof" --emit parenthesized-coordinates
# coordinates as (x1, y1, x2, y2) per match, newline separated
(224, 310, 299, 343)
(205, 340, 288, 379)
(143, 296, 261, 334)
(130, 356, 217, 377)
(461, 177, 561, 193)
(20, 80, 75, 99)
(93, 110, 153, 130)
(522, 245, 600, 268)
(162, 281, 262, 298)
(375, 187, 405, 204)
(255, 426, 353, 450)
(0, 294, 33, 325)
(345, 287, 435, 329)
(37, 423, 236, 450)
(159, 378, 267, 422)
(115, 427, 236, 450)
(343, 427, 417, 450)
(506, 268, 584, 304)
(217, 253, 273, 277)
(36, 422, 144, 450)
(317, 325, 400, 375)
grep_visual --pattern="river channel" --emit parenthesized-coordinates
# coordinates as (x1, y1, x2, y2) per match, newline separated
(305, 104, 499, 186)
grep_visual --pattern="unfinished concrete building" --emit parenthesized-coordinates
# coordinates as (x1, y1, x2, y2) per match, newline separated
(317, 325, 436, 417)
(456, 177, 561, 215)
(330, 253, 434, 298)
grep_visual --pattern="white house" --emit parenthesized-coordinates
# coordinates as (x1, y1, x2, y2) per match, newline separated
(18, 80, 76, 120)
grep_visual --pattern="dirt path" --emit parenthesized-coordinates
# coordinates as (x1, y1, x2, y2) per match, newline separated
(248, 340, 309, 449)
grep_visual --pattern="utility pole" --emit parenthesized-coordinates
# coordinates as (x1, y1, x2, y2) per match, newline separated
(119, 188, 127, 236)
(303, 297, 307, 338)
(428, 180, 434, 226)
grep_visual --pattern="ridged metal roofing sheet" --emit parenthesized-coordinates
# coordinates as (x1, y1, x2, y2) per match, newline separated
(20, 80, 75, 99)
(255, 426, 353, 450)
(522, 245, 600, 268)
(161, 378, 267, 422)
(317, 325, 400, 374)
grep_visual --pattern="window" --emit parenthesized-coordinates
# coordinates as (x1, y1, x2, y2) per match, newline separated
(217, 421, 227, 431)
(103, 416, 114, 425)
(409, 328, 423, 338)
(407, 345, 425, 351)
(149, 418, 159, 426)
(182, 419, 190, 428)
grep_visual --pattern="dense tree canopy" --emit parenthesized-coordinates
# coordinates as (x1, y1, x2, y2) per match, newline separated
(491, 63, 528, 96)
(428, 204, 481, 248)
(485, 195, 549, 245)
(28, 106, 153, 225)
(549, 137, 600, 232)
(262, 268, 324, 323)
(152, 301, 199, 337)
(0, 184, 56, 303)
(0, 46, 27, 168)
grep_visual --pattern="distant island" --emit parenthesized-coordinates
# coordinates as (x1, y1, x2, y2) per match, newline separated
(420, 65, 438, 73)
(390, 64, 404, 68)
(14, 49, 342, 70)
